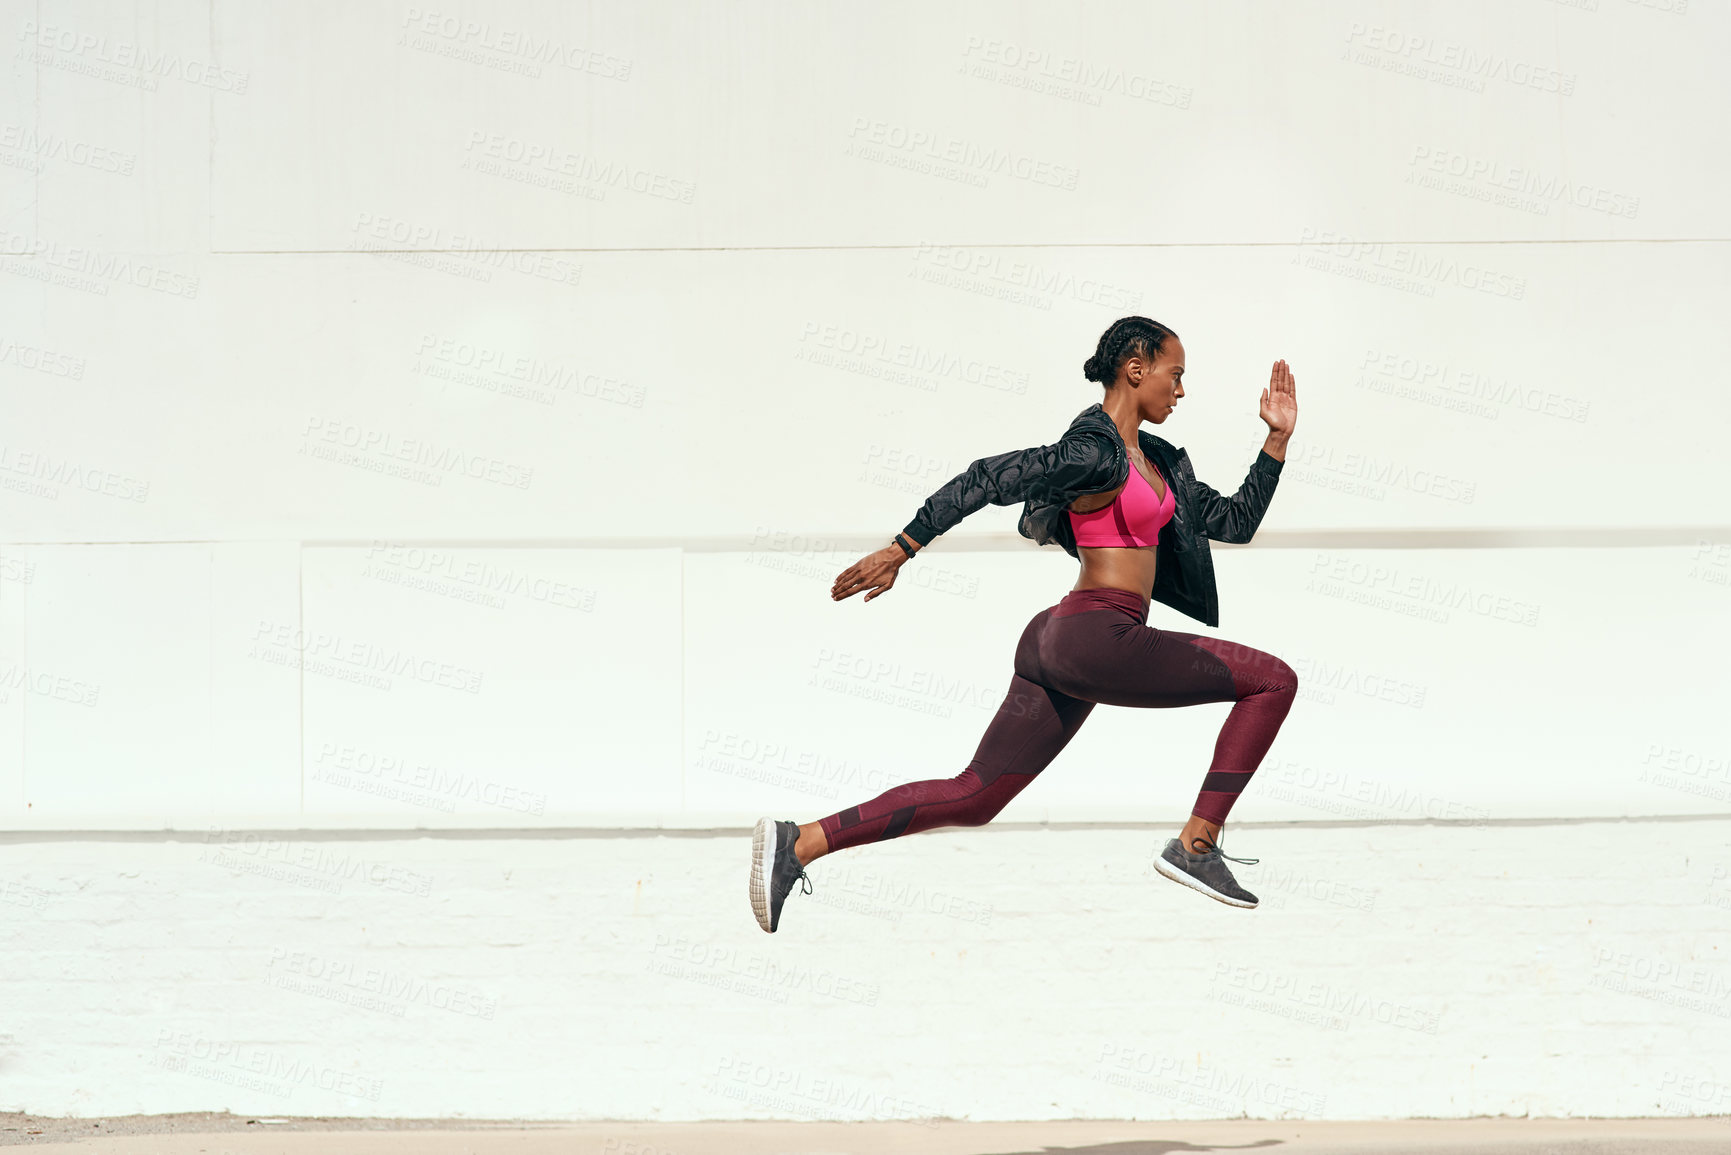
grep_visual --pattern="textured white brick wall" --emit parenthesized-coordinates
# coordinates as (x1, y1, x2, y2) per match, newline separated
(5, 818, 1731, 1122)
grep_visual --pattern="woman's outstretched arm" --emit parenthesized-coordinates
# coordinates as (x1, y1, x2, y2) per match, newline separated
(831, 423, 1119, 603)
(898, 424, 1120, 548)
(1193, 359, 1297, 544)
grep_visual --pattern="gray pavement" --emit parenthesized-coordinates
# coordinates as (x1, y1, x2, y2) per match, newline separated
(4, 1114, 1731, 1154)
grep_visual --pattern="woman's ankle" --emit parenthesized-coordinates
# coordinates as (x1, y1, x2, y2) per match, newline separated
(794, 822, 829, 866)
(1179, 815, 1222, 852)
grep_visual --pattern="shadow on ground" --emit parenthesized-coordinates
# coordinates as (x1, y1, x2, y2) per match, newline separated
(983, 1140, 1285, 1155)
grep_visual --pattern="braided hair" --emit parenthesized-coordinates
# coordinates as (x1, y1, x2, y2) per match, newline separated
(1082, 316, 1177, 384)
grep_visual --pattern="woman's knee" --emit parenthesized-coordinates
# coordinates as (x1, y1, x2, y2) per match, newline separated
(1202, 640, 1298, 701)
(1228, 646, 1296, 700)
(1263, 655, 1298, 700)
(951, 806, 998, 830)
(959, 790, 1018, 828)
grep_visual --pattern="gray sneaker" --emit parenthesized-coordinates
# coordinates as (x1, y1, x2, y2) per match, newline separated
(1154, 833, 1260, 908)
(749, 817, 812, 933)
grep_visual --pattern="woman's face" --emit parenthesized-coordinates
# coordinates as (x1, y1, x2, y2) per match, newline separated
(1127, 336, 1185, 423)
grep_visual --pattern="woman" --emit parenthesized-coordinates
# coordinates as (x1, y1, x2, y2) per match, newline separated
(750, 316, 1299, 933)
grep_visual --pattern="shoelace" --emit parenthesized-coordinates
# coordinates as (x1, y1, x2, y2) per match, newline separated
(1188, 832, 1258, 865)
(777, 822, 815, 896)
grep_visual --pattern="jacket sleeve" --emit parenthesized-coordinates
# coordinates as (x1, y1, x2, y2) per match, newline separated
(900, 426, 1118, 547)
(1192, 449, 1284, 544)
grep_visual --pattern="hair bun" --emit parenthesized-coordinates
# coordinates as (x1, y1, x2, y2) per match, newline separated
(1085, 315, 1175, 388)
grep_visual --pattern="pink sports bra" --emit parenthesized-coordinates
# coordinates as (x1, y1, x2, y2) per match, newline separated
(1067, 459, 1176, 548)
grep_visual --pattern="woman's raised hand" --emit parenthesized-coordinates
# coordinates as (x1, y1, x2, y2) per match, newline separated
(831, 545, 906, 603)
(1260, 359, 1298, 437)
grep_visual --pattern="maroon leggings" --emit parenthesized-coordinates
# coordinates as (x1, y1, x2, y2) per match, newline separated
(817, 586, 1297, 853)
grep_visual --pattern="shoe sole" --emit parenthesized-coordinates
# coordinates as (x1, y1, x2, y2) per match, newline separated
(749, 817, 776, 932)
(1154, 854, 1258, 909)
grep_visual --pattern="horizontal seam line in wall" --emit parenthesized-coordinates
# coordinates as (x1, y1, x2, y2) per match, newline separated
(211, 238, 1731, 254)
(4, 529, 1728, 550)
(4, 813, 1728, 842)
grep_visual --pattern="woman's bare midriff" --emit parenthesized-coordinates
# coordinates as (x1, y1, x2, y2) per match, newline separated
(1070, 543, 1157, 605)
(1067, 453, 1165, 605)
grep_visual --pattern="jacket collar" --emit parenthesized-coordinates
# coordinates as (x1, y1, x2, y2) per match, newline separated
(1077, 401, 1183, 460)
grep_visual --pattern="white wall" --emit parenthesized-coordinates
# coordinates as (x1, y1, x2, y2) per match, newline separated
(1, 0, 1726, 832)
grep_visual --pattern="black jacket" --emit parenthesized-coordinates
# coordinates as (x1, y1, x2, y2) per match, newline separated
(900, 401, 1284, 627)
